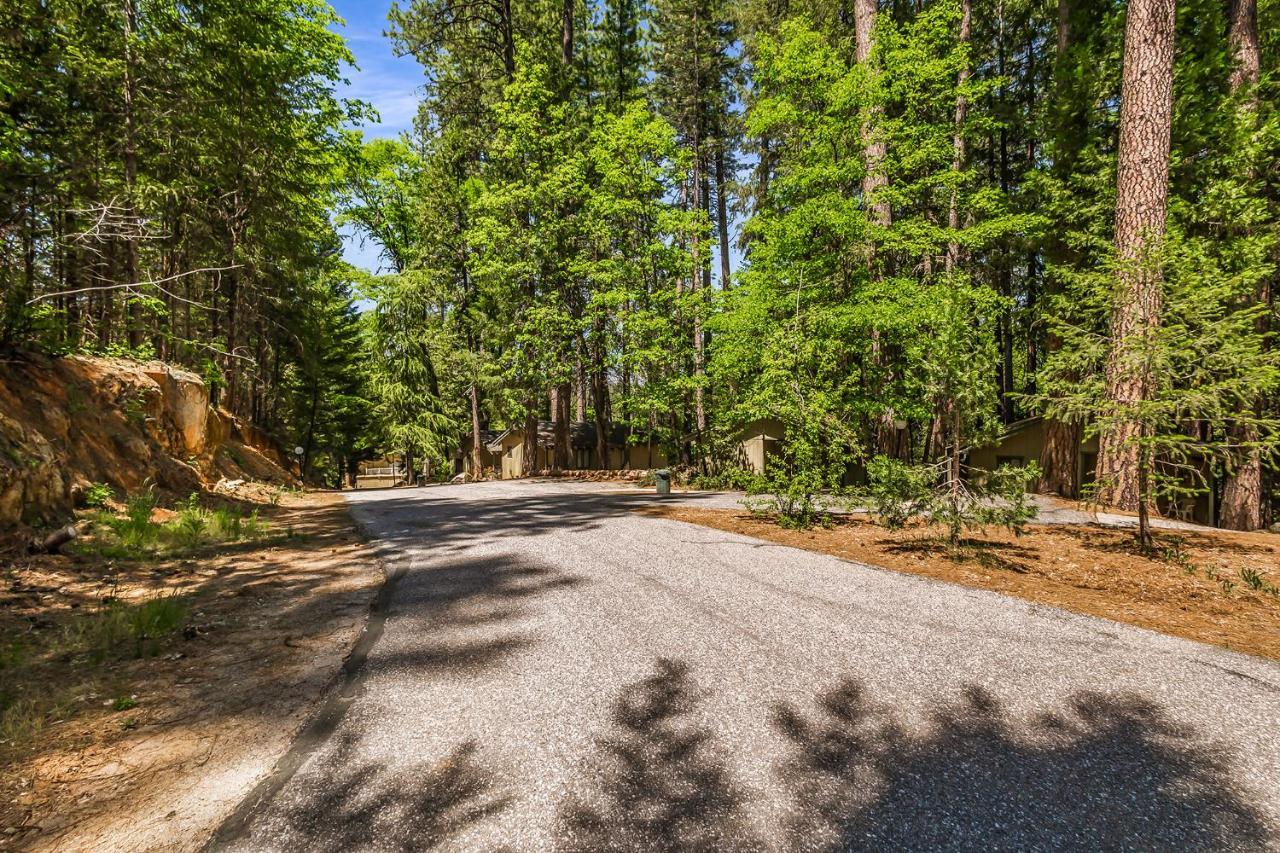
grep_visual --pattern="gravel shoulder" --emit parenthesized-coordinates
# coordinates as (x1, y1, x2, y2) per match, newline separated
(216, 480, 1280, 851)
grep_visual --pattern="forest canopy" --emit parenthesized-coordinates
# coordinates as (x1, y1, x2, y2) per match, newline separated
(3, 0, 1280, 534)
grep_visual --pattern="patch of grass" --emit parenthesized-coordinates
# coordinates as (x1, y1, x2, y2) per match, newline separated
(1159, 537, 1197, 573)
(59, 592, 190, 662)
(211, 506, 242, 539)
(0, 696, 52, 747)
(94, 490, 160, 553)
(80, 491, 270, 558)
(0, 638, 25, 669)
(0, 593, 188, 752)
(1238, 567, 1280, 597)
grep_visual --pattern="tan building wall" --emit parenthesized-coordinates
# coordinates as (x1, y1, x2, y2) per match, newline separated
(627, 443, 669, 469)
(968, 418, 1099, 483)
(496, 436, 555, 479)
(491, 424, 669, 477)
(737, 418, 785, 474)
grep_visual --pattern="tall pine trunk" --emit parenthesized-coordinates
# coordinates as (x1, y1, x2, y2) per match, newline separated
(553, 383, 571, 470)
(715, 146, 732, 288)
(855, 0, 900, 458)
(945, 0, 971, 273)
(855, 0, 891, 233)
(1220, 0, 1264, 531)
(122, 0, 143, 350)
(1038, 0, 1082, 497)
(522, 405, 539, 476)
(1095, 0, 1176, 519)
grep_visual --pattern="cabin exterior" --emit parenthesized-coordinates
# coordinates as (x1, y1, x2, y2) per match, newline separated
(968, 417, 1099, 488)
(455, 429, 501, 478)
(485, 421, 670, 479)
(969, 416, 1217, 525)
(734, 418, 786, 474)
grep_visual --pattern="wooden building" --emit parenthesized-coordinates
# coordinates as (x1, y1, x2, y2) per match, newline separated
(969, 416, 1217, 525)
(968, 417, 1099, 488)
(484, 421, 670, 480)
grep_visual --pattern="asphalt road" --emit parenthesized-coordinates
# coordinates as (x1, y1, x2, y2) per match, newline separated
(215, 480, 1280, 852)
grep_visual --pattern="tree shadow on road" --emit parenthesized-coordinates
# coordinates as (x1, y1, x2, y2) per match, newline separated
(560, 659, 1271, 852)
(773, 680, 1271, 851)
(267, 732, 509, 853)
(559, 658, 762, 852)
(348, 486, 727, 554)
(363, 552, 584, 678)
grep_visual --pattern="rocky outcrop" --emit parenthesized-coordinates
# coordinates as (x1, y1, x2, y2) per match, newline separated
(0, 353, 296, 529)
(143, 365, 209, 456)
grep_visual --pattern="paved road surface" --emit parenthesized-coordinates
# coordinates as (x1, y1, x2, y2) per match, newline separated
(216, 480, 1280, 851)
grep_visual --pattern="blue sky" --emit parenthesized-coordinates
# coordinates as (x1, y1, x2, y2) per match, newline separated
(328, 1, 421, 275)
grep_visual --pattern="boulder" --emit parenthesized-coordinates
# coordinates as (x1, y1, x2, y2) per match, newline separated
(144, 363, 210, 456)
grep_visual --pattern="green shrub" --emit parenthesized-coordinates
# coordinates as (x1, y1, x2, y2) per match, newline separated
(83, 482, 114, 508)
(690, 467, 758, 491)
(862, 460, 1041, 546)
(864, 457, 934, 529)
(743, 465, 844, 530)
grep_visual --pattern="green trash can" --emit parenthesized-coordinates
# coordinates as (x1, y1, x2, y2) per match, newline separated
(654, 468, 671, 496)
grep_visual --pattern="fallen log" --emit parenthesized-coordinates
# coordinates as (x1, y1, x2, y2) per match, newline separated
(30, 524, 80, 555)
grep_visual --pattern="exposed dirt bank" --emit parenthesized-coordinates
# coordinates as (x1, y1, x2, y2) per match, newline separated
(0, 352, 293, 530)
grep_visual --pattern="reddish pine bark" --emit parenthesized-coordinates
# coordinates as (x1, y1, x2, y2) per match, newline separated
(1220, 0, 1264, 531)
(1094, 0, 1176, 512)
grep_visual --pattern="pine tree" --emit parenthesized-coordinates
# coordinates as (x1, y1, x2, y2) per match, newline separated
(1093, 0, 1177, 519)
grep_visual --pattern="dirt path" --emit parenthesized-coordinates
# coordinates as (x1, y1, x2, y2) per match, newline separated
(0, 493, 383, 851)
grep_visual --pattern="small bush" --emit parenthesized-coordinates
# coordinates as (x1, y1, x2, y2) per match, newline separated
(690, 467, 758, 491)
(864, 458, 934, 530)
(83, 482, 114, 508)
(112, 695, 137, 712)
(743, 466, 843, 530)
(862, 460, 1041, 546)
